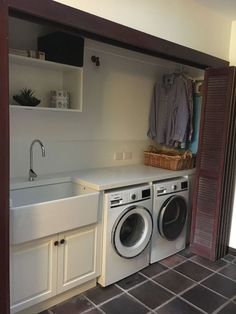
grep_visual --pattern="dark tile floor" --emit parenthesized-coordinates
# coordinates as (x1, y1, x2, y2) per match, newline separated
(40, 249, 236, 314)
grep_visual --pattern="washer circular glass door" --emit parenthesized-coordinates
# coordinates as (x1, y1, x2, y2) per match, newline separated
(158, 195, 187, 241)
(112, 206, 153, 259)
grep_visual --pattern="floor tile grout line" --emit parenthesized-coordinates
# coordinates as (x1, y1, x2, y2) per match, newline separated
(160, 256, 189, 269)
(139, 268, 170, 281)
(138, 257, 190, 282)
(212, 299, 235, 314)
(215, 271, 236, 283)
(177, 280, 200, 295)
(199, 272, 236, 297)
(133, 266, 203, 304)
(81, 294, 106, 314)
(212, 288, 236, 314)
(124, 291, 157, 313)
(144, 274, 177, 295)
(151, 294, 176, 312)
(221, 255, 236, 263)
(156, 267, 197, 283)
(116, 277, 150, 292)
(169, 266, 231, 306)
(85, 291, 125, 308)
(196, 268, 230, 285)
(147, 275, 208, 314)
(177, 295, 209, 314)
(172, 265, 214, 284)
(212, 287, 236, 314)
(115, 283, 157, 313)
(198, 282, 229, 300)
(138, 270, 216, 314)
(188, 257, 230, 273)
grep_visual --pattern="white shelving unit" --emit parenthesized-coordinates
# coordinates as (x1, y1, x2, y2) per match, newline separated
(9, 54, 83, 112)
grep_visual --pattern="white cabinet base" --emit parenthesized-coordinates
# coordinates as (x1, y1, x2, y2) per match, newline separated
(15, 279, 96, 314)
(11, 224, 102, 313)
(57, 226, 98, 293)
(10, 236, 57, 314)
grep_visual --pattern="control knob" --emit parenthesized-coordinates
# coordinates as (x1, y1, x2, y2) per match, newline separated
(131, 194, 137, 200)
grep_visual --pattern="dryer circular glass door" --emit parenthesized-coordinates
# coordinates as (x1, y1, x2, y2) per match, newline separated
(112, 206, 153, 259)
(158, 195, 187, 241)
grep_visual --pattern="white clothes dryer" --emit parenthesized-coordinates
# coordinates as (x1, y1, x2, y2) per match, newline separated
(150, 177, 189, 264)
(98, 185, 153, 287)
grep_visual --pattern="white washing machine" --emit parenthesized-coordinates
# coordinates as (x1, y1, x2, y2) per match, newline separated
(98, 185, 153, 287)
(150, 177, 189, 263)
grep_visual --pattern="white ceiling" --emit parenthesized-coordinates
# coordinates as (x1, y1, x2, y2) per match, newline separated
(195, 0, 236, 21)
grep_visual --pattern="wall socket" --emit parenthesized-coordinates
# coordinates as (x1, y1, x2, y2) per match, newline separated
(114, 152, 123, 160)
(114, 152, 133, 160)
(123, 152, 132, 160)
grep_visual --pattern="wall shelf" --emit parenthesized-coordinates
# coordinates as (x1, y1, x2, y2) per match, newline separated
(9, 104, 82, 113)
(9, 54, 83, 112)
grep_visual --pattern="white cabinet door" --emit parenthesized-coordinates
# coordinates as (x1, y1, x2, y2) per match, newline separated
(10, 236, 58, 314)
(57, 225, 98, 293)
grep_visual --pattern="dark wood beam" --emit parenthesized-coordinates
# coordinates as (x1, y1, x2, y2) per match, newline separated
(0, 0, 9, 313)
(8, 0, 229, 69)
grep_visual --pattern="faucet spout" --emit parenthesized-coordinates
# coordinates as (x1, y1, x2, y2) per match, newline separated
(29, 139, 46, 181)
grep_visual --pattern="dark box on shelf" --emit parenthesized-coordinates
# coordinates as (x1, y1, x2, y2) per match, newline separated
(38, 32, 84, 67)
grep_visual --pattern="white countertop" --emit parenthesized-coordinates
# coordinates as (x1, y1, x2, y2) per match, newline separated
(11, 164, 195, 191)
(73, 165, 195, 190)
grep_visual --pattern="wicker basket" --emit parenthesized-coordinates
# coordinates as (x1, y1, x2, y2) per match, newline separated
(144, 147, 195, 170)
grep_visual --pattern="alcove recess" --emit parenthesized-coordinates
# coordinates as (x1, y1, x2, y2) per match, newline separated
(9, 17, 84, 112)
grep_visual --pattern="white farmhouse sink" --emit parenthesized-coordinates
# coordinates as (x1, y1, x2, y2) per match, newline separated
(10, 180, 100, 245)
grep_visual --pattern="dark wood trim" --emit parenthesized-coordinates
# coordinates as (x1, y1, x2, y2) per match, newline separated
(0, 1, 232, 312)
(0, 1, 9, 313)
(8, 0, 229, 69)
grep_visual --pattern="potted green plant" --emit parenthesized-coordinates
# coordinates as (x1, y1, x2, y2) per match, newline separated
(13, 88, 41, 107)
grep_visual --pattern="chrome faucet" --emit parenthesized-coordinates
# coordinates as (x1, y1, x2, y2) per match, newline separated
(29, 139, 46, 181)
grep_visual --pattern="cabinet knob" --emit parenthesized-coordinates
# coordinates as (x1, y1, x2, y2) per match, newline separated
(54, 240, 59, 246)
(60, 239, 65, 245)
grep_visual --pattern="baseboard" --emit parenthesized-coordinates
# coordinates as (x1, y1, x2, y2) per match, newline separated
(228, 246, 236, 256)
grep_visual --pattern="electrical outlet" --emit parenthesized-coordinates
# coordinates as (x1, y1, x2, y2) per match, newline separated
(123, 152, 132, 160)
(114, 152, 123, 160)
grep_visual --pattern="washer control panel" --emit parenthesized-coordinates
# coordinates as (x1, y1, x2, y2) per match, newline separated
(107, 185, 151, 207)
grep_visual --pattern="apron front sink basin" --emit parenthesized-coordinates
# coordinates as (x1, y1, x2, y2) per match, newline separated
(10, 180, 100, 245)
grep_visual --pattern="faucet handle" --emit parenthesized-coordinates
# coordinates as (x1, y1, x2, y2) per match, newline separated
(29, 168, 37, 181)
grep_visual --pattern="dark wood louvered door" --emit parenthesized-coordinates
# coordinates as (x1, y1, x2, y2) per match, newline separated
(191, 67, 236, 261)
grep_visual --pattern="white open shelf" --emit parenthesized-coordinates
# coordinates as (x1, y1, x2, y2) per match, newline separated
(10, 105, 82, 112)
(9, 54, 83, 112)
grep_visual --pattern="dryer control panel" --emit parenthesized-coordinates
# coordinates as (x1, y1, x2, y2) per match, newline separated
(107, 185, 151, 207)
(154, 177, 188, 196)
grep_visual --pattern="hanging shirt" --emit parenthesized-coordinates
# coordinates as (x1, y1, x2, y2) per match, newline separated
(147, 75, 189, 146)
(185, 78, 194, 142)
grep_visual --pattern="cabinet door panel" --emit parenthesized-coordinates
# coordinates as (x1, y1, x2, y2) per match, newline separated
(10, 236, 57, 313)
(57, 226, 98, 293)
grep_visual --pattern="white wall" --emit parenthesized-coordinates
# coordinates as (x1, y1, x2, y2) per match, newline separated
(229, 21, 236, 65)
(54, 0, 232, 61)
(11, 39, 187, 178)
(53, 0, 236, 249)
